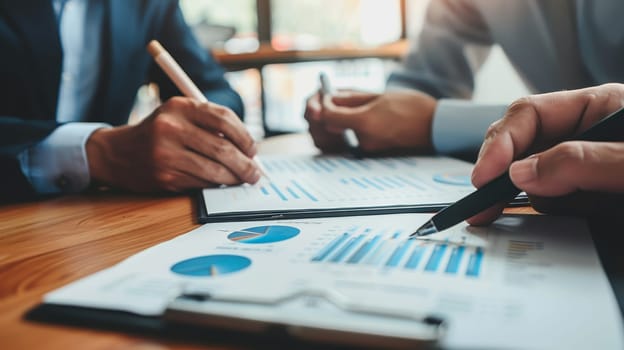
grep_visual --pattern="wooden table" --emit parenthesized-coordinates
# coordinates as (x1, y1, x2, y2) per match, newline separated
(0, 134, 617, 350)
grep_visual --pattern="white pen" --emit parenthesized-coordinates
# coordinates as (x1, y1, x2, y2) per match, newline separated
(147, 40, 269, 180)
(318, 73, 363, 158)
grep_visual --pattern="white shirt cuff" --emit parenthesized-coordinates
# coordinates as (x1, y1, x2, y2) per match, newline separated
(432, 99, 508, 156)
(18, 122, 111, 194)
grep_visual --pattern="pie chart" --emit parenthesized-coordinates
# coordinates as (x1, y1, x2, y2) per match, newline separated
(228, 225, 300, 244)
(170, 254, 251, 277)
(433, 173, 472, 186)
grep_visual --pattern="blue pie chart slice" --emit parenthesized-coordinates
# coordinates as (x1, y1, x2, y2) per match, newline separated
(433, 173, 472, 186)
(228, 225, 300, 244)
(170, 255, 251, 277)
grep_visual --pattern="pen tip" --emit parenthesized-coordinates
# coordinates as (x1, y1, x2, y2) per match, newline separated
(409, 220, 439, 238)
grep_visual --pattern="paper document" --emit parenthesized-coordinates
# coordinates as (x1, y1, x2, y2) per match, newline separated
(200, 155, 489, 222)
(44, 214, 623, 349)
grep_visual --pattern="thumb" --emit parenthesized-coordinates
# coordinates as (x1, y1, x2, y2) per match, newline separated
(509, 141, 624, 197)
(331, 91, 379, 107)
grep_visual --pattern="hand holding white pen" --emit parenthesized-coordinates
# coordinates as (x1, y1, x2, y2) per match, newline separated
(318, 73, 363, 158)
(147, 40, 269, 182)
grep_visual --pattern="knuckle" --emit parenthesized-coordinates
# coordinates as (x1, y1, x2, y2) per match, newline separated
(485, 119, 502, 138)
(211, 166, 231, 182)
(241, 160, 258, 179)
(150, 145, 169, 163)
(164, 96, 191, 111)
(506, 97, 535, 117)
(154, 170, 178, 190)
(152, 114, 182, 135)
(551, 142, 589, 170)
(209, 104, 235, 123)
(212, 138, 234, 157)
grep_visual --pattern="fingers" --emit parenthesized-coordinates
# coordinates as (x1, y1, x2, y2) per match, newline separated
(306, 115, 346, 152)
(152, 97, 261, 187)
(466, 203, 507, 226)
(183, 129, 261, 185)
(304, 92, 322, 122)
(470, 83, 624, 225)
(509, 141, 624, 196)
(167, 149, 244, 188)
(474, 84, 624, 188)
(163, 97, 258, 158)
(330, 91, 379, 107)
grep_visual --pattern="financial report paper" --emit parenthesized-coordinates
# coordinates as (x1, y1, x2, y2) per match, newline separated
(200, 155, 480, 222)
(45, 214, 623, 349)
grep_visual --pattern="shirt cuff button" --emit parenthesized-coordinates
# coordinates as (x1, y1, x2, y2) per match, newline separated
(55, 175, 69, 190)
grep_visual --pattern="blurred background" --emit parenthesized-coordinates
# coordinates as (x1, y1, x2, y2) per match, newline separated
(134, 0, 529, 139)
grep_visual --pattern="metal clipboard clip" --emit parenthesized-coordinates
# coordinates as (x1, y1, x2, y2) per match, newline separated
(164, 287, 446, 348)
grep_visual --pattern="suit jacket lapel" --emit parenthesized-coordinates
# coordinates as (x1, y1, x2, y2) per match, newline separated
(1, 0, 62, 119)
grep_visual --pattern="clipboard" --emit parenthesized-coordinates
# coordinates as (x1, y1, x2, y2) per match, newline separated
(197, 154, 529, 223)
(28, 288, 445, 349)
(198, 196, 530, 223)
(31, 214, 622, 349)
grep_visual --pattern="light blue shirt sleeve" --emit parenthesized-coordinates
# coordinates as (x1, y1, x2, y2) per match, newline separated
(18, 123, 110, 193)
(431, 99, 508, 157)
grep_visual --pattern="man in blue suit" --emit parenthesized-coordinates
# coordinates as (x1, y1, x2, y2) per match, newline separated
(0, 0, 262, 201)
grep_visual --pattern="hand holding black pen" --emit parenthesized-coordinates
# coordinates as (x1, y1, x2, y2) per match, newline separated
(412, 84, 624, 237)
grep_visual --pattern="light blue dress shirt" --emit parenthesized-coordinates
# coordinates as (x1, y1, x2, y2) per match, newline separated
(388, 0, 624, 158)
(18, 0, 109, 194)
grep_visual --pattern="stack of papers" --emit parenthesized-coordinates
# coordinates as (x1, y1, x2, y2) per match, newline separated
(199, 155, 527, 222)
(44, 213, 624, 349)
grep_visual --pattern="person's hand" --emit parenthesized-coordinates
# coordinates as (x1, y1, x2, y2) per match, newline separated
(469, 83, 624, 225)
(304, 90, 437, 154)
(86, 97, 261, 193)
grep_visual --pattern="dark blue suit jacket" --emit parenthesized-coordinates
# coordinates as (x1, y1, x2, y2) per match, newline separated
(0, 0, 243, 200)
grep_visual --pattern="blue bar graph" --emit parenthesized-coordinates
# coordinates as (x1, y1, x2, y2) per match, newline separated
(405, 245, 426, 269)
(336, 158, 357, 171)
(362, 177, 384, 191)
(286, 187, 300, 199)
(373, 177, 394, 189)
(291, 180, 319, 202)
(350, 178, 368, 189)
(269, 183, 288, 201)
(394, 176, 426, 190)
(312, 233, 350, 262)
(466, 248, 484, 277)
(347, 235, 382, 264)
(262, 161, 273, 172)
(311, 229, 483, 279)
(445, 246, 465, 274)
(330, 235, 366, 262)
(385, 240, 414, 267)
(425, 244, 447, 272)
(323, 159, 338, 168)
(315, 160, 334, 173)
(384, 176, 405, 188)
(365, 241, 389, 265)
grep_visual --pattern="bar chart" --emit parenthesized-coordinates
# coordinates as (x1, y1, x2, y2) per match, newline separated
(311, 227, 484, 277)
(255, 156, 473, 203)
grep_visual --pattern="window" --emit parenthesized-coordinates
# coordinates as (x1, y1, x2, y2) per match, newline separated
(271, 0, 402, 50)
(178, 1, 409, 136)
(180, 0, 258, 52)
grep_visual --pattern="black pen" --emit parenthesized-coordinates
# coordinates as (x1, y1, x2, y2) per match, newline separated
(410, 105, 624, 238)
(319, 73, 363, 158)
